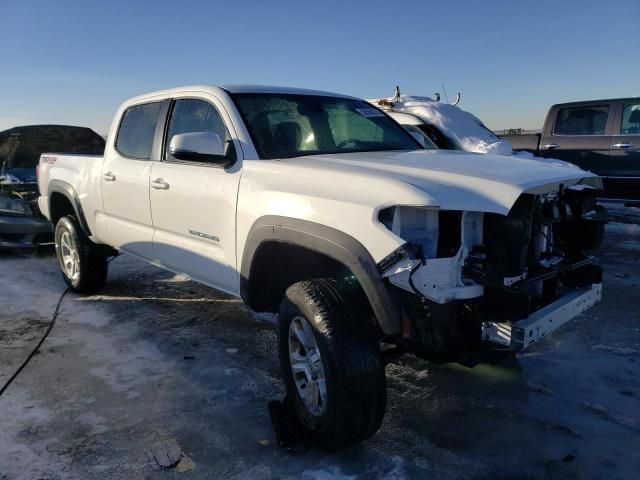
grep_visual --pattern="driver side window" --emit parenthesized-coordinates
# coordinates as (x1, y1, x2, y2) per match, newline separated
(164, 98, 234, 162)
(620, 102, 640, 135)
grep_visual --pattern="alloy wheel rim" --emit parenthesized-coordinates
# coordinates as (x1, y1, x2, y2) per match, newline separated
(288, 315, 327, 416)
(60, 231, 80, 281)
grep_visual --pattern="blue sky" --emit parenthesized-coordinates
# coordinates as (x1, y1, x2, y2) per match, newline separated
(1, 0, 638, 134)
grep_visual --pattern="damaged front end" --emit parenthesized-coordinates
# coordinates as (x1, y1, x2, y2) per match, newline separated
(377, 183, 605, 362)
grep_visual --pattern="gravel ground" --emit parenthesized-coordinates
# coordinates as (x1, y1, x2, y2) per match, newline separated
(0, 206, 639, 480)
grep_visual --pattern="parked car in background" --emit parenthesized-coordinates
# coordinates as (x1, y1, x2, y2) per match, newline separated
(39, 85, 604, 448)
(0, 125, 104, 248)
(500, 98, 640, 201)
(370, 94, 515, 154)
(370, 94, 577, 170)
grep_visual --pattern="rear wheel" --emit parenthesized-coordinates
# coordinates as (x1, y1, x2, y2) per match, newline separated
(54, 215, 108, 293)
(278, 278, 386, 450)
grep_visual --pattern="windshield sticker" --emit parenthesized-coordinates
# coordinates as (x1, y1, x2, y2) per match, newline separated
(355, 108, 385, 118)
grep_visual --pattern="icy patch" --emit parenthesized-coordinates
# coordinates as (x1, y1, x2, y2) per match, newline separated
(75, 412, 109, 435)
(592, 345, 640, 356)
(605, 222, 640, 235)
(0, 389, 71, 480)
(251, 311, 277, 324)
(302, 467, 357, 480)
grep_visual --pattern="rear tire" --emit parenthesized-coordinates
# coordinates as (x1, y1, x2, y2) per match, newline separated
(278, 278, 386, 450)
(54, 215, 108, 293)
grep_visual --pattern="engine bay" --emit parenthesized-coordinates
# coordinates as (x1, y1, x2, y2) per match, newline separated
(379, 185, 606, 360)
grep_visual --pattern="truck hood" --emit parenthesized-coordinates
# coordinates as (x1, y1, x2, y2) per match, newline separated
(287, 149, 599, 215)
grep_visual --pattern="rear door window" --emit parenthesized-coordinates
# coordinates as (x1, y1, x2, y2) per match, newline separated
(115, 102, 163, 159)
(620, 102, 640, 135)
(553, 106, 609, 135)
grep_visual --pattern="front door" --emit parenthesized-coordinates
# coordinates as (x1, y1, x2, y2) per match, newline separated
(608, 100, 640, 199)
(538, 103, 613, 175)
(149, 96, 242, 295)
(100, 101, 165, 259)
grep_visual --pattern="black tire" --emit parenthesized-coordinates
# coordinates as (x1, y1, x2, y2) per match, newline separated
(278, 278, 386, 450)
(54, 215, 108, 293)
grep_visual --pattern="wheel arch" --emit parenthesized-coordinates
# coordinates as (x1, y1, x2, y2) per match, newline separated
(240, 215, 401, 335)
(48, 180, 92, 236)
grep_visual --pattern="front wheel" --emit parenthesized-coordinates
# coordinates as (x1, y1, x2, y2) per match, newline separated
(54, 215, 108, 293)
(278, 278, 386, 450)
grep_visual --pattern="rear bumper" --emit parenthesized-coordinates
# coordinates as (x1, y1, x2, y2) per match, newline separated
(482, 283, 602, 351)
(0, 215, 53, 249)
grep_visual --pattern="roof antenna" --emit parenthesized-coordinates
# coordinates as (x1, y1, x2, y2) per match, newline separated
(435, 92, 441, 102)
(441, 84, 449, 104)
(391, 85, 401, 103)
(440, 84, 462, 106)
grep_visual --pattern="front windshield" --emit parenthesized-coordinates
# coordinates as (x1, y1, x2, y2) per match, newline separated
(231, 93, 422, 159)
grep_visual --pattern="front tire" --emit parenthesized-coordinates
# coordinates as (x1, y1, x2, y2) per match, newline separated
(278, 278, 386, 450)
(54, 215, 108, 293)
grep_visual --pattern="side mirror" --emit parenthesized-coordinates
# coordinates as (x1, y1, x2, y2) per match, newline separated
(169, 132, 231, 166)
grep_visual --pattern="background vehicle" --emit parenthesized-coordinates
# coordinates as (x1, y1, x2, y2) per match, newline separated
(370, 93, 579, 172)
(500, 98, 640, 201)
(0, 125, 104, 248)
(370, 94, 514, 154)
(38, 85, 604, 449)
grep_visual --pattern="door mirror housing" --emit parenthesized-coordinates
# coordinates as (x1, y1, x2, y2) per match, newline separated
(169, 132, 232, 166)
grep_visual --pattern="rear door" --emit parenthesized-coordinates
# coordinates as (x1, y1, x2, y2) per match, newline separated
(539, 103, 613, 174)
(100, 101, 167, 259)
(607, 100, 640, 199)
(149, 95, 242, 295)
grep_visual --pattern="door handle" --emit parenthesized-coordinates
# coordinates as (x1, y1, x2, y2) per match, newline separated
(151, 178, 170, 190)
(102, 172, 116, 182)
(612, 143, 635, 149)
(543, 144, 560, 150)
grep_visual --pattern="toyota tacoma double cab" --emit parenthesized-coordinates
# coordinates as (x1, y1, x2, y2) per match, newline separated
(38, 85, 605, 449)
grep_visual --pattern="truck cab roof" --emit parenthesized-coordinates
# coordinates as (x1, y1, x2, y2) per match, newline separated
(124, 84, 355, 106)
(551, 97, 639, 108)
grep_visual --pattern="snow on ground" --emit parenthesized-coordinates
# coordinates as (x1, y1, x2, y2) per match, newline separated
(0, 205, 639, 479)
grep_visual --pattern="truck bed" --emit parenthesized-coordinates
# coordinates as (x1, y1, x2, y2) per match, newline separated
(499, 133, 540, 153)
(37, 153, 105, 233)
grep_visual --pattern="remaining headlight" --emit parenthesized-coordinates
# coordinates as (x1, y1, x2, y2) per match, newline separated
(0, 195, 32, 216)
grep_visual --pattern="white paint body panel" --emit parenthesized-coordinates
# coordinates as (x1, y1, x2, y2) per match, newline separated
(38, 84, 601, 301)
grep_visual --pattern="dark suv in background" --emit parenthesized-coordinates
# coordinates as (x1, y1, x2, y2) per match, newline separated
(0, 125, 104, 249)
(502, 98, 640, 201)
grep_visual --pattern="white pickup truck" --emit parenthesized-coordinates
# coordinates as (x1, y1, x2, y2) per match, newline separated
(38, 85, 605, 449)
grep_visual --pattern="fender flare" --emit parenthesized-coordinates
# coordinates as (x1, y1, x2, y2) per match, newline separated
(240, 215, 401, 335)
(48, 180, 92, 236)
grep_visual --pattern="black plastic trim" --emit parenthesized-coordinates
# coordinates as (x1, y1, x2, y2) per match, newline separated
(240, 215, 401, 335)
(47, 180, 92, 236)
